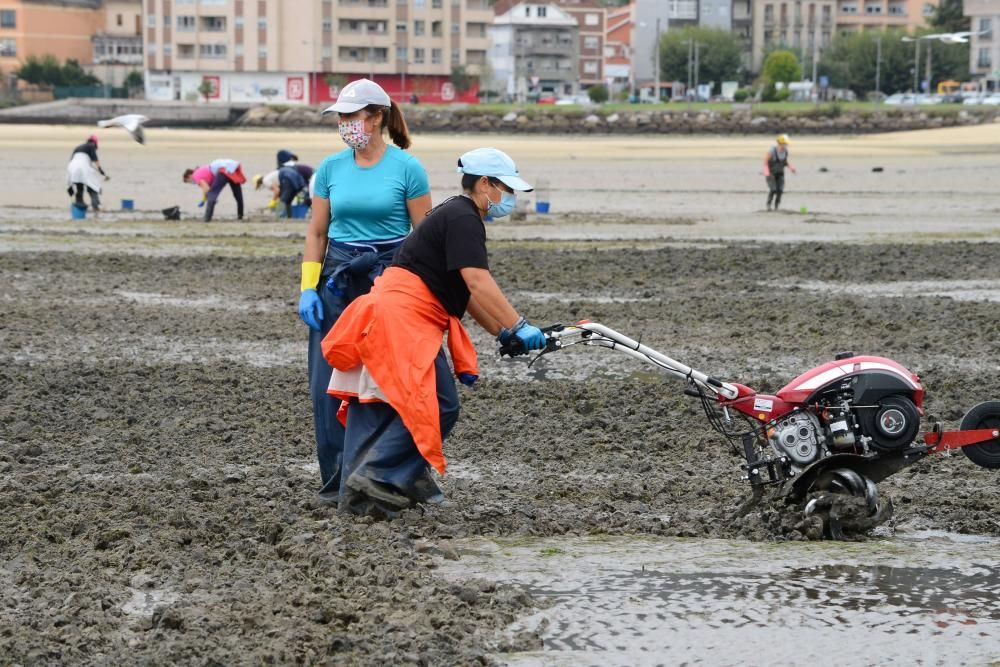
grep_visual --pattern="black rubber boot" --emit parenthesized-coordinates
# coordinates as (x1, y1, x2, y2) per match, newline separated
(203, 200, 216, 222)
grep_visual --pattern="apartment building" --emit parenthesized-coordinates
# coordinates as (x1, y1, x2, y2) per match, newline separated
(751, 0, 835, 71)
(92, 0, 143, 85)
(490, 3, 578, 99)
(0, 0, 105, 71)
(835, 0, 936, 34)
(494, 0, 605, 87)
(142, 0, 493, 105)
(966, 0, 1000, 89)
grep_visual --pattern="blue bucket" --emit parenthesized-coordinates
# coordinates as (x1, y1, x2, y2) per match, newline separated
(121, 199, 134, 210)
(535, 201, 551, 214)
(290, 204, 309, 219)
(70, 203, 87, 220)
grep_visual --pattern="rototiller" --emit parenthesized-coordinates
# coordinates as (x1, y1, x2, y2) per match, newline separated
(502, 321, 1000, 539)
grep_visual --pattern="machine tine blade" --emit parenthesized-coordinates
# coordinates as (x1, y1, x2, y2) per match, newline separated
(830, 468, 866, 497)
(863, 477, 881, 517)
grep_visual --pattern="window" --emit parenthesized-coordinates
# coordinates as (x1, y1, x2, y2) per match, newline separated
(922, 3, 934, 16)
(1, 9, 15, 28)
(583, 60, 598, 74)
(116, 13, 123, 26)
(978, 47, 991, 68)
(452, 22, 459, 33)
(233, 44, 243, 56)
(764, 29, 773, 43)
(888, 3, 906, 15)
(451, 48, 460, 62)
(163, 44, 172, 55)
(396, 21, 406, 32)
(840, 4, 858, 13)
(537, 6, 546, 17)
(178, 43, 195, 57)
(432, 0, 442, 6)
(432, 20, 442, 36)
(201, 16, 226, 31)
(764, 4, 773, 21)
(0, 38, 15, 56)
(322, 46, 332, 57)
(821, 30, 831, 47)
(585, 13, 598, 26)
(147, 14, 155, 27)
(199, 43, 226, 57)
(415, 0, 425, 6)
(258, 45, 268, 57)
(258, 17, 268, 28)
(822, 5, 831, 21)
(584, 35, 599, 49)
(234, 16, 244, 27)
(414, 20, 425, 35)
(413, 46, 425, 63)
(431, 47, 441, 63)
(163, 14, 171, 27)
(147, 43, 156, 54)
(980, 18, 993, 41)
(323, 19, 332, 32)
(177, 15, 195, 30)
(396, 45, 407, 62)
(864, 3, 882, 14)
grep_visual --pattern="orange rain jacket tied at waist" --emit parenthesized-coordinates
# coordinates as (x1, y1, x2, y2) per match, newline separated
(321, 266, 479, 474)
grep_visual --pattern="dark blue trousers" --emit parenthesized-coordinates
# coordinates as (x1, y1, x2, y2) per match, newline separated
(340, 349, 460, 510)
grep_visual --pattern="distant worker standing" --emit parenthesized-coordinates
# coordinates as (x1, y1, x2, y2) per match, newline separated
(66, 135, 109, 212)
(764, 134, 796, 212)
(182, 158, 247, 222)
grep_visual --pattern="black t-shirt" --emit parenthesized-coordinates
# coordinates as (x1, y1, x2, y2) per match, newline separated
(393, 195, 489, 317)
(72, 143, 98, 161)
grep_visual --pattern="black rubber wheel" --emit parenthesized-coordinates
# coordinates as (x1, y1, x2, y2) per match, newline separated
(860, 394, 921, 452)
(959, 401, 1000, 469)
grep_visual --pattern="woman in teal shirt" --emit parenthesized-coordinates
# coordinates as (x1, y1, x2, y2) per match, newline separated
(297, 79, 433, 504)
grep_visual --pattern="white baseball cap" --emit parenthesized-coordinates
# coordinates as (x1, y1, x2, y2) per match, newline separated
(457, 147, 533, 192)
(322, 78, 391, 114)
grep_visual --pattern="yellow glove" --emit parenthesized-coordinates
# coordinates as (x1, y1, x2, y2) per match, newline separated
(267, 198, 278, 210)
(301, 261, 322, 292)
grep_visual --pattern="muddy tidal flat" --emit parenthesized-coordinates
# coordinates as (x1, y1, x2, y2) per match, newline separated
(2, 125, 1000, 665)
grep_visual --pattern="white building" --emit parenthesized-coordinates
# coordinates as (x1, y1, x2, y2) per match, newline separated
(491, 3, 579, 100)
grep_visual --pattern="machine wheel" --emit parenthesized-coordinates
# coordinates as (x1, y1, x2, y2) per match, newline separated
(859, 395, 921, 452)
(960, 401, 1000, 469)
(804, 468, 892, 540)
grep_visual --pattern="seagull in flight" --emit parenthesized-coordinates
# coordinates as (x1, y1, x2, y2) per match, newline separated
(97, 114, 150, 144)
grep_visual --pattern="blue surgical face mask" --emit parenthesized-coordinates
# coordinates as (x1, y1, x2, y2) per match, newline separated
(486, 183, 517, 218)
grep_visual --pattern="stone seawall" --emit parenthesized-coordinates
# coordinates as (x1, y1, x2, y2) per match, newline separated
(238, 104, 1000, 135)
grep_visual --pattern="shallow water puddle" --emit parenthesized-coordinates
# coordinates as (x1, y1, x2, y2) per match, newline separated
(769, 279, 1000, 303)
(436, 532, 1000, 666)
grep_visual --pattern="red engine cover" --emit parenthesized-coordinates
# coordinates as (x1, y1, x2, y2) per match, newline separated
(776, 355, 923, 406)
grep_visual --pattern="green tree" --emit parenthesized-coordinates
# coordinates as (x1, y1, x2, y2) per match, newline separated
(449, 64, 473, 94)
(659, 26, 743, 93)
(197, 78, 215, 101)
(587, 84, 609, 103)
(762, 50, 802, 84)
(14, 55, 99, 86)
(930, 0, 969, 33)
(818, 30, 968, 96)
(124, 70, 144, 90)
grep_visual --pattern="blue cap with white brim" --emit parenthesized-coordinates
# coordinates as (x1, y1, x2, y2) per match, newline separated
(457, 147, 533, 192)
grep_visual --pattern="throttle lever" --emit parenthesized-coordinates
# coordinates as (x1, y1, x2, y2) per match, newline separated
(499, 323, 564, 358)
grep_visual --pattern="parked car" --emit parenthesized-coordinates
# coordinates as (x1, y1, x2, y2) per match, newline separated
(962, 94, 986, 105)
(554, 94, 594, 106)
(884, 93, 915, 106)
(536, 94, 558, 105)
(981, 94, 1000, 106)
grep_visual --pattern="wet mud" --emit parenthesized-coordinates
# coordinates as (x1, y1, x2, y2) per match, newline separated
(3, 239, 1000, 664)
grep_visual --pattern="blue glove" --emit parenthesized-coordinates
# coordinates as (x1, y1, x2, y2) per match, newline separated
(298, 289, 324, 331)
(458, 373, 478, 387)
(514, 324, 546, 351)
(197, 199, 205, 208)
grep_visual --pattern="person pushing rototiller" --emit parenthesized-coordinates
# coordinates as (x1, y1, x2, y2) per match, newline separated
(764, 134, 796, 212)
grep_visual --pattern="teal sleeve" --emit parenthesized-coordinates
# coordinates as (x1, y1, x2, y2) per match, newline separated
(314, 159, 330, 199)
(404, 156, 430, 200)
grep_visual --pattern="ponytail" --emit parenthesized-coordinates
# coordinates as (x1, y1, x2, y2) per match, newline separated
(384, 101, 411, 149)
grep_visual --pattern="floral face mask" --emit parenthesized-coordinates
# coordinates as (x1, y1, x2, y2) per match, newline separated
(338, 118, 372, 151)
